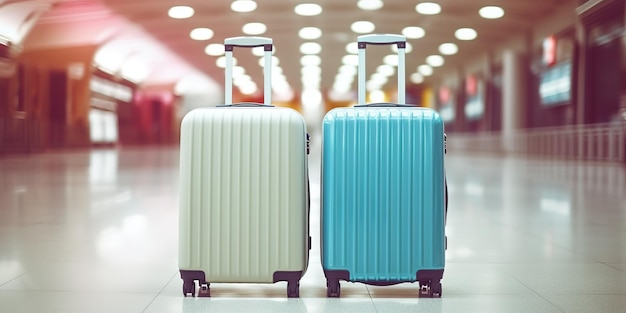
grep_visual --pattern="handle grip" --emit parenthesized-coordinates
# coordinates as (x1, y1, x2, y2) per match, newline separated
(357, 34, 406, 46)
(224, 36, 273, 106)
(224, 36, 272, 47)
(357, 34, 406, 105)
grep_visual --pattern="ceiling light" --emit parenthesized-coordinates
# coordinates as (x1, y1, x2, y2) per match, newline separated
(295, 3, 322, 16)
(190, 28, 214, 41)
(402, 26, 425, 39)
(216, 56, 237, 68)
(439, 43, 458, 55)
(231, 0, 257, 12)
(299, 27, 322, 40)
(331, 84, 352, 95)
(366, 81, 382, 92)
(377, 64, 395, 76)
(383, 54, 398, 66)
(272, 67, 284, 76)
(455, 28, 477, 40)
(339, 64, 357, 75)
(426, 55, 444, 67)
(392, 42, 413, 53)
(242, 22, 267, 35)
(369, 90, 386, 102)
(411, 73, 424, 84)
(301, 55, 321, 66)
(301, 65, 322, 76)
(239, 82, 258, 95)
(252, 46, 275, 56)
(205, 43, 225, 56)
(232, 66, 246, 78)
(346, 42, 358, 54)
(342, 54, 359, 66)
(357, 0, 383, 10)
(335, 73, 354, 83)
(415, 2, 441, 15)
(234, 75, 252, 87)
(300, 42, 322, 54)
(301, 89, 322, 110)
(479, 6, 504, 19)
(168, 6, 194, 19)
(370, 73, 388, 85)
(351, 21, 375, 34)
(418, 64, 433, 76)
(259, 56, 280, 67)
(302, 77, 321, 89)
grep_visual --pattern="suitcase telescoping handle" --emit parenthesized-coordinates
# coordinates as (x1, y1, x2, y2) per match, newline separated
(224, 36, 273, 106)
(357, 34, 406, 105)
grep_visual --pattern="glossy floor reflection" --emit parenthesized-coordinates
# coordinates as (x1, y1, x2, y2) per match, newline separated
(1, 143, 625, 313)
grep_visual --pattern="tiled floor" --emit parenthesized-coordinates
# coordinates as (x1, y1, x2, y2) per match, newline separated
(1, 138, 625, 313)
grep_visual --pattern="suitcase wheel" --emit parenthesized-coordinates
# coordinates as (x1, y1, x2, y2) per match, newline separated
(197, 282, 211, 297)
(326, 280, 341, 298)
(287, 281, 300, 298)
(182, 280, 195, 297)
(419, 279, 442, 298)
(431, 281, 442, 298)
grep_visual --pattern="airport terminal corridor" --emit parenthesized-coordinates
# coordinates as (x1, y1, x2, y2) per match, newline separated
(1, 141, 625, 313)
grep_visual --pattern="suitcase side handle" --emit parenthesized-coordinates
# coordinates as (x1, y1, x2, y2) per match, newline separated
(357, 34, 406, 105)
(224, 36, 273, 106)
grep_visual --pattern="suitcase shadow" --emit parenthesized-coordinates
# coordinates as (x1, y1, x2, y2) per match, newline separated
(367, 283, 438, 299)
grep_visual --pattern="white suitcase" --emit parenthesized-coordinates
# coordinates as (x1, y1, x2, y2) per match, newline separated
(178, 37, 310, 298)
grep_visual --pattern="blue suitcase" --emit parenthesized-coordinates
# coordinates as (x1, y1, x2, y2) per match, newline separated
(321, 34, 447, 298)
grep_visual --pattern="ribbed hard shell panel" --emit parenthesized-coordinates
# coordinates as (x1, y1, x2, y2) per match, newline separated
(321, 107, 445, 282)
(179, 107, 308, 283)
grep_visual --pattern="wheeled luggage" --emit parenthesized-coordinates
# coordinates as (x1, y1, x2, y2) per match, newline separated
(178, 37, 310, 298)
(321, 34, 447, 298)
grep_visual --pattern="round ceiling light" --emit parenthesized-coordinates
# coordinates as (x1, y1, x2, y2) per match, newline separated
(377, 64, 395, 77)
(231, 0, 257, 12)
(299, 27, 322, 40)
(392, 42, 413, 53)
(216, 56, 237, 68)
(205, 43, 225, 56)
(479, 6, 504, 19)
(439, 43, 458, 55)
(418, 64, 433, 76)
(251, 46, 275, 56)
(346, 42, 358, 54)
(415, 2, 441, 15)
(339, 64, 357, 75)
(411, 73, 424, 84)
(455, 28, 477, 40)
(402, 26, 425, 39)
(295, 3, 322, 16)
(168, 6, 194, 19)
(351, 21, 375, 34)
(242, 22, 267, 35)
(300, 42, 322, 54)
(301, 55, 321, 66)
(342, 54, 359, 66)
(258, 56, 280, 67)
(357, 0, 383, 10)
(383, 54, 398, 66)
(426, 55, 444, 67)
(190, 28, 214, 41)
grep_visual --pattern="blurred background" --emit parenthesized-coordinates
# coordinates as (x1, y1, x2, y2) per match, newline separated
(0, 0, 625, 163)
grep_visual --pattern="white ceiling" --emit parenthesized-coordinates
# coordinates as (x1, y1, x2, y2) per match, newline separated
(3, 0, 575, 97)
